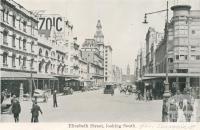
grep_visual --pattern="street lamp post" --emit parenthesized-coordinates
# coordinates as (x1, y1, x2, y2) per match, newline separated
(143, 1, 171, 99)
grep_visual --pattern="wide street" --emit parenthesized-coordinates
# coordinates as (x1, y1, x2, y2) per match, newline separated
(1, 88, 163, 122)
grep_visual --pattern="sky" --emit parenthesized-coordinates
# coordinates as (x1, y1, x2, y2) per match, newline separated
(15, 0, 200, 74)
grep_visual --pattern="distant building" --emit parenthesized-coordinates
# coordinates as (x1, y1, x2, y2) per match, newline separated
(122, 64, 134, 83)
(112, 65, 122, 83)
(81, 39, 104, 86)
(104, 45, 112, 82)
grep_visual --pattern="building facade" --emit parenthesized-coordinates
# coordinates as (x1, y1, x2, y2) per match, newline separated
(135, 4, 200, 99)
(0, 0, 38, 96)
(81, 39, 104, 86)
(104, 45, 112, 82)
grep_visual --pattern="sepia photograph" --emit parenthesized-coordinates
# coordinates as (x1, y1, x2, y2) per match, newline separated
(0, 0, 200, 124)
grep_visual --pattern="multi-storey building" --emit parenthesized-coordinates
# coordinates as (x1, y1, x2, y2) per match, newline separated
(81, 39, 104, 86)
(36, 15, 80, 92)
(104, 45, 112, 82)
(135, 4, 200, 99)
(145, 27, 164, 73)
(0, 0, 38, 96)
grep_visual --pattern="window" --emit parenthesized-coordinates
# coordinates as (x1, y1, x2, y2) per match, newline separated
(45, 50, 48, 57)
(31, 42, 34, 52)
(192, 30, 196, 34)
(19, 19, 21, 30)
(3, 30, 8, 45)
(2, 9, 5, 22)
(58, 55, 60, 61)
(23, 21, 27, 32)
(12, 34, 16, 47)
(22, 57, 26, 68)
(62, 56, 64, 62)
(23, 39, 26, 50)
(19, 56, 21, 66)
(30, 59, 34, 69)
(19, 37, 21, 49)
(196, 55, 200, 60)
(168, 58, 173, 63)
(6, 11, 9, 23)
(176, 55, 179, 60)
(3, 52, 8, 66)
(13, 15, 16, 27)
(39, 48, 42, 56)
(12, 54, 16, 67)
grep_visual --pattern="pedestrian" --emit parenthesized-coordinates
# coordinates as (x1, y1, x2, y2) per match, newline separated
(169, 100, 178, 122)
(31, 101, 43, 123)
(53, 90, 58, 107)
(11, 99, 21, 122)
(162, 99, 168, 122)
(183, 101, 193, 122)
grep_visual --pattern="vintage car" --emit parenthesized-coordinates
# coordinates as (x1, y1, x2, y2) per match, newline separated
(104, 84, 114, 95)
(63, 87, 73, 95)
(33, 89, 48, 102)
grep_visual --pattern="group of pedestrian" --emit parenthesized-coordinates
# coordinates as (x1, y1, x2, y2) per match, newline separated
(162, 99, 194, 122)
(9, 90, 58, 123)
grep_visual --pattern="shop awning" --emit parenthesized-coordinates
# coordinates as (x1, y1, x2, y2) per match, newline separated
(0, 71, 57, 80)
(144, 73, 200, 77)
(32, 73, 57, 79)
(0, 71, 30, 80)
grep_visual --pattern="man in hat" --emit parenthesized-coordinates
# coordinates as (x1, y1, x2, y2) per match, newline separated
(11, 99, 21, 122)
(53, 90, 58, 107)
(31, 101, 43, 123)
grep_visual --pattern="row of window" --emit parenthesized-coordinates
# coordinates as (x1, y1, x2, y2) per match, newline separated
(3, 30, 34, 51)
(168, 55, 200, 63)
(2, 52, 34, 69)
(2, 9, 35, 35)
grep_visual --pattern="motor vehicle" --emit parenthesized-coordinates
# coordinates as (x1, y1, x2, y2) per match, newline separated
(33, 89, 48, 102)
(1, 98, 11, 114)
(63, 87, 73, 95)
(104, 84, 114, 95)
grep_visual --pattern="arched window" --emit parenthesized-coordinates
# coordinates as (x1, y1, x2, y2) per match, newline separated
(3, 30, 8, 45)
(39, 48, 42, 56)
(3, 52, 8, 66)
(45, 50, 48, 57)
(12, 54, 16, 67)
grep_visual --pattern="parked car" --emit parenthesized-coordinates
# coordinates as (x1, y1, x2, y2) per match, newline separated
(33, 89, 48, 102)
(104, 84, 114, 95)
(63, 87, 73, 95)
